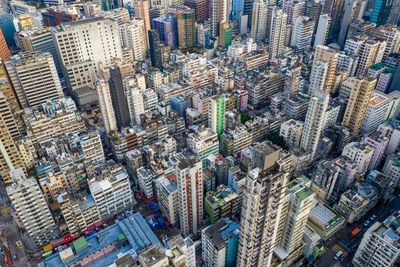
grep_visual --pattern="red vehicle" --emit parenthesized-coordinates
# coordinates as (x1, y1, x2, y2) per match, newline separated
(351, 228, 360, 238)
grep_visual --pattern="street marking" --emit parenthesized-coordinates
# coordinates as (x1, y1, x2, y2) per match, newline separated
(0, 206, 10, 214)
(332, 244, 348, 257)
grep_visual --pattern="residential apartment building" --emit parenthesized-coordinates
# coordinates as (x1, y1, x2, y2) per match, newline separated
(154, 173, 179, 225)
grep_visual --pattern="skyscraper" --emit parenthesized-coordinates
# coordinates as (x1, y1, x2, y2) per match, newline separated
(290, 16, 314, 51)
(177, 8, 196, 49)
(133, 0, 151, 48)
(323, 0, 345, 42)
(251, 0, 269, 43)
(274, 175, 315, 263)
(175, 155, 203, 236)
(342, 77, 377, 137)
(96, 79, 117, 135)
(0, 28, 10, 62)
(338, 0, 366, 47)
(269, 8, 287, 59)
(237, 166, 289, 267)
(119, 19, 147, 61)
(0, 112, 24, 183)
(7, 168, 58, 247)
(208, 95, 226, 137)
(127, 85, 145, 125)
(219, 23, 232, 47)
(0, 62, 20, 114)
(314, 14, 331, 48)
(211, 0, 229, 37)
(184, 0, 210, 23)
(53, 17, 122, 92)
(283, 0, 306, 25)
(310, 45, 339, 94)
(152, 14, 178, 47)
(300, 90, 329, 158)
(109, 66, 130, 129)
(371, 0, 393, 25)
(148, 29, 163, 70)
(5, 52, 63, 108)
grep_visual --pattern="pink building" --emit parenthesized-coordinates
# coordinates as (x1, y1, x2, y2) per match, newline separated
(361, 131, 389, 171)
(335, 157, 358, 188)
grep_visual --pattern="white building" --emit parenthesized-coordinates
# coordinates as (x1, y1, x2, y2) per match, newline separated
(269, 8, 287, 59)
(251, 0, 268, 43)
(89, 164, 133, 219)
(314, 14, 331, 48)
(154, 173, 179, 224)
(53, 17, 122, 91)
(96, 80, 117, 135)
(353, 212, 400, 267)
(175, 155, 203, 236)
(362, 92, 390, 133)
(7, 168, 58, 246)
(137, 167, 156, 199)
(290, 16, 314, 51)
(187, 127, 219, 161)
(342, 142, 374, 177)
(383, 152, 400, 187)
(280, 119, 303, 149)
(274, 176, 315, 262)
(210, 0, 229, 37)
(5, 52, 63, 108)
(79, 131, 105, 164)
(119, 19, 147, 61)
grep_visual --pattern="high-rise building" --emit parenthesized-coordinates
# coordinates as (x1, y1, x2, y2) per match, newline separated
(16, 28, 62, 76)
(251, 0, 269, 43)
(290, 16, 314, 51)
(344, 37, 387, 77)
(210, 0, 229, 37)
(338, 0, 366, 47)
(0, 62, 20, 114)
(148, 29, 163, 70)
(342, 77, 377, 137)
(133, 0, 151, 48)
(388, 0, 400, 26)
(177, 8, 196, 49)
(119, 20, 147, 61)
(305, 0, 322, 32)
(5, 52, 63, 108)
(353, 213, 400, 267)
(219, 22, 232, 47)
(283, 0, 305, 25)
(109, 66, 130, 129)
(175, 155, 203, 236)
(0, 91, 20, 141)
(300, 89, 329, 158)
(53, 17, 122, 92)
(237, 166, 289, 267)
(208, 95, 226, 137)
(274, 175, 315, 263)
(96, 79, 117, 135)
(152, 14, 178, 47)
(361, 92, 391, 133)
(383, 152, 400, 187)
(269, 8, 287, 59)
(371, 0, 393, 25)
(0, 28, 10, 62)
(127, 85, 145, 125)
(314, 14, 330, 48)
(202, 218, 240, 267)
(310, 45, 339, 94)
(323, 0, 345, 42)
(184, 0, 210, 23)
(0, 112, 24, 183)
(7, 168, 58, 247)
(284, 65, 302, 97)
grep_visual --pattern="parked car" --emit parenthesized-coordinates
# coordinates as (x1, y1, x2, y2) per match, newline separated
(364, 220, 370, 227)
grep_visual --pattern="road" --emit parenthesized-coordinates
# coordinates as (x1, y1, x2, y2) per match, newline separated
(0, 181, 32, 267)
(316, 195, 400, 267)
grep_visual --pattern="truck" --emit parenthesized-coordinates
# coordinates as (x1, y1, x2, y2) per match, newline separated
(350, 228, 361, 238)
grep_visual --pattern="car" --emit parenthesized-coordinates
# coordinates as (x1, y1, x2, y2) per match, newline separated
(13, 254, 18, 261)
(364, 220, 370, 227)
(371, 215, 377, 220)
(0, 194, 2, 200)
(334, 251, 343, 260)
(16, 241, 23, 248)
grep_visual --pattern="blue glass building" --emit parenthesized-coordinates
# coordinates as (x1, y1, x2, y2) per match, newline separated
(152, 14, 178, 47)
(0, 14, 16, 48)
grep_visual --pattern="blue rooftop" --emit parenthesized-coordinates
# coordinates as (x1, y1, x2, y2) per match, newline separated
(40, 212, 160, 267)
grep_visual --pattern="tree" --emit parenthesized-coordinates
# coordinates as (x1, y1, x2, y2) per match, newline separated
(266, 131, 286, 149)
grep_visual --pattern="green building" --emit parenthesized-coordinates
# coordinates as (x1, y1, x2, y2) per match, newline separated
(204, 185, 239, 223)
(209, 95, 226, 137)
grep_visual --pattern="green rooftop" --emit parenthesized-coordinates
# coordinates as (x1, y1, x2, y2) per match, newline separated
(370, 62, 397, 73)
(286, 175, 314, 201)
(73, 237, 87, 251)
(118, 234, 126, 240)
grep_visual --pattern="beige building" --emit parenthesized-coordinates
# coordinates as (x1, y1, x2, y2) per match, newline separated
(154, 173, 179, 225)
(39, 171, 69, 202)
(133, 0, 150, 48)
(7, 168, 58, 246)
(341, 77, 377, 137)
(79, 131, 105, 164)
(310, 45, 339, 94)
(57, 192, 101, 235)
